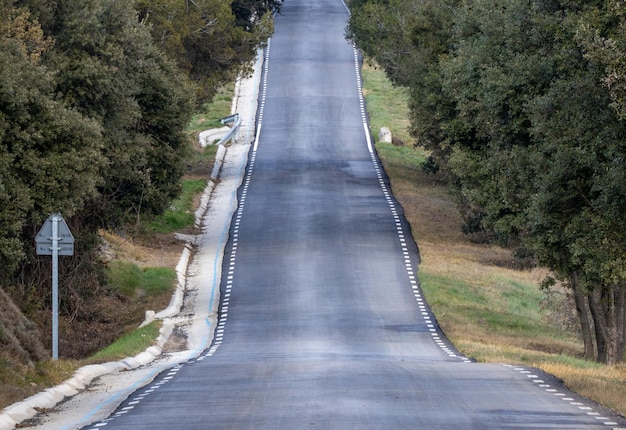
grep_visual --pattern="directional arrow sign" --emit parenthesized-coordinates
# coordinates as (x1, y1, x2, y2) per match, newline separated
(35, 213, 74, 256)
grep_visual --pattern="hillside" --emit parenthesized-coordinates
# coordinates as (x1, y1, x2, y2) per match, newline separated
(0, 289, 47, 367)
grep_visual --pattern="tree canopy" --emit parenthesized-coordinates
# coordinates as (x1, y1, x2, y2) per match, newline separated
(31, 0, 196, 228)
(348, 0, 626, 363)
(0, 1, 104, 276)
(135, 0, 277, 101)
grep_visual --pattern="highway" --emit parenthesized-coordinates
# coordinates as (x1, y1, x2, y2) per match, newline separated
(82, 0, 624, 428)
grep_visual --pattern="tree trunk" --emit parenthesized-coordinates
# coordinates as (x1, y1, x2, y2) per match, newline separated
(604, 285, 619, 365)
(588, 286, 607, 363)
(571, 272, 595, 360)
(616, 283, 625, 362)
(588, 283, 623, 364)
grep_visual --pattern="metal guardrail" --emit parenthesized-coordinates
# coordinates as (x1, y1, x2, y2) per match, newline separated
(220, 114, 239, 125)
(216, 113, 241, 146)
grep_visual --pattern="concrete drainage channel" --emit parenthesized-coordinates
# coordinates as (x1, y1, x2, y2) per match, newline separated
(0, 50, 263, 430)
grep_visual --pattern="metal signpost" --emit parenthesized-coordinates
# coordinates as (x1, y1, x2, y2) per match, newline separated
(35, 213, 74, 360)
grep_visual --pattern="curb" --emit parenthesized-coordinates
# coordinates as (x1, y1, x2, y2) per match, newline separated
(0, 320, 174, 430)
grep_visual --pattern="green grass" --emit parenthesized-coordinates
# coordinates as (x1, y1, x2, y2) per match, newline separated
(88, 321, 162, 362)
(362, 62, 412, 145)
(187, 84, 235, 135)
(148, 179, 208, 233)
(188, 141, 219, 166)
(106, 262, 176, 298)
(420, 271, 549, 336)
(376, 142, 428, 170)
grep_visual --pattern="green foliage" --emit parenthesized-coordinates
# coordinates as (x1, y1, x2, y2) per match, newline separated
(581, 0, 626, 120)
(420, 156, 439, 174)
(348, 0, 626, 362)
(0, 2, 104, 277)
(136, 0, 275, 102)
(31, 0, 196, 228)
(231, 0, 282, 31)
(0, 0, 273, 284)
(347, 0, 435, 88)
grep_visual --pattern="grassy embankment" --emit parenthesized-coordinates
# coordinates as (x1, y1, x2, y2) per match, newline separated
(361, 61, 626, 417)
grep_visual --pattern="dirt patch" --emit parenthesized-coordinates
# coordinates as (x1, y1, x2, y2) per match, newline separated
(163, 326, 189, 353)
(100, 230, 185, 270)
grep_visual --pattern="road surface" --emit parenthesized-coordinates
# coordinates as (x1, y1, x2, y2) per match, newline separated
(80, 0, 625, 428)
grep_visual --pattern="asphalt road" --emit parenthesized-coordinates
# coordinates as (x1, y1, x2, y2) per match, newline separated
(82, 0, 625, 428)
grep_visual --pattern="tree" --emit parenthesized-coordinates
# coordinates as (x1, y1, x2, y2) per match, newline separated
(581, 0, 626, 120)
(525, 3, 626, 364)
(347, 0, 626, 363)
(136, 0, 275, 102)
(23, 0, 195, 227)
(347, 0, 458, 162)
(231, 0, 281, 31)
(0, 0, 104, 279)
(440, 0, 626, 364)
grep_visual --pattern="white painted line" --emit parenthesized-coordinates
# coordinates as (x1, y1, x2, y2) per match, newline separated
(363, 123, 373, 153)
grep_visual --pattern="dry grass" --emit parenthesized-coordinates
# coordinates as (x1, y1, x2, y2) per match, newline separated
(0, 357, 78, 411)
(543, 363, 626, 415)
(100, 230, 154, 265)
(100, 226, 185, 270)
(363, 62, 626, 418)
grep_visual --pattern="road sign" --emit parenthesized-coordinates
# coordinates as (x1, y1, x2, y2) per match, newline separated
(35, 214, 74, 255)
(35, 213, 74, 360)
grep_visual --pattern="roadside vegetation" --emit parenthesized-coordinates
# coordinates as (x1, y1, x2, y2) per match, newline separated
(0, 82, 232, 411)
(88, 321, 162, 363)
(362, 61, 626, 417)
(349, 0, 626, 366)
(0, 0, 275, 412)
